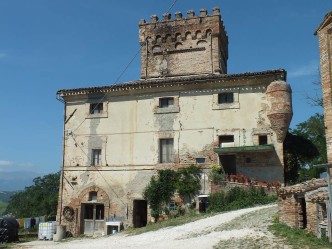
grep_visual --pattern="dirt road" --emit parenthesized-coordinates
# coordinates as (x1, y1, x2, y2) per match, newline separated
(14, 204, 290, 249)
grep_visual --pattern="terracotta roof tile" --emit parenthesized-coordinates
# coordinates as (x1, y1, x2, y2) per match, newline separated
(278, 178, 327, 195)
(305, 187, 328, 202)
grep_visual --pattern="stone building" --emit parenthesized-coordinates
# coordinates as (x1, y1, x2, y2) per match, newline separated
(315, 10, 332, 163)
(276, 10, 332, 240)
(56, 7, 292, 236)
(278, 178, 328, 236)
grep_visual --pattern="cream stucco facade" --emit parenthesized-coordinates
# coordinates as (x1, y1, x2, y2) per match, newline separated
(56, 7, 292, 236)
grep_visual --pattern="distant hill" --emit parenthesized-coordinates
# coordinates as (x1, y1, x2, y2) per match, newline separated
(0, 201, 8, 215)
(0, 191, 17, 202)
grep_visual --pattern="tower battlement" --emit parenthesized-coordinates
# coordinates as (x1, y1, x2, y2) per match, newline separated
(139, 7, 228, 79)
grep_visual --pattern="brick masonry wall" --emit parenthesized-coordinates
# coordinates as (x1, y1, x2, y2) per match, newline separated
(278, 194, 299, 228)
(317, 21, 332, 163)
(306, 201, 318, 236)
(139, 8, 228, 78)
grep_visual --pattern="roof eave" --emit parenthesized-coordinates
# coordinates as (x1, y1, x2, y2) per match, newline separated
(314, 10, 332, 35)
(57, 69, 286, 97)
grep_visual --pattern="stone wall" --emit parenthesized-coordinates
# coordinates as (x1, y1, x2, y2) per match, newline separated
(305, 201, 317, 235)
(278, 193, 300, 227)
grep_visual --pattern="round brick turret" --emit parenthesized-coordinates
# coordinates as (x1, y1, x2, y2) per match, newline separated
(266, 80, 293, 143)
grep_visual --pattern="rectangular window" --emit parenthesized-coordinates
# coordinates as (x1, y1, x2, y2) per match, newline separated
(90, 103, 103, 114)
(159, 97, 174, 108)
(259, 135, 268, 145)
(169, 201, 176, 212)
(196, 157, 206, 164)
(219, 135, 234, 147)
(88, 191, 97, 201)
(91, 149, 102, 166)
(218, 93, 234, 104)
(160, 139, 174, 163)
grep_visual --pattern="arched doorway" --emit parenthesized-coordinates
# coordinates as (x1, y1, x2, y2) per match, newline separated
(78, 186, 110, 235)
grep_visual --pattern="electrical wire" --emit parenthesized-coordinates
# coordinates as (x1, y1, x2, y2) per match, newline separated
(63, 0, 180, 208)
(71, 0, 178, 133)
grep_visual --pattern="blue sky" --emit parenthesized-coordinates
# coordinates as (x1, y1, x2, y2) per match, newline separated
(0, 0, 330, 190)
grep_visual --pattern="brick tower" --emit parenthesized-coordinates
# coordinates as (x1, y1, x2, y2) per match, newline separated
(139, 7, 228, 79)
(315, 11, 332, 163)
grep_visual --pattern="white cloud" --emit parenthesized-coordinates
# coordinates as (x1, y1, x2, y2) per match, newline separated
(288, 61, 320, 78)
(18, 162, 34, 167)
(0, 161, 36, 173)
(0, 160, 12, 166)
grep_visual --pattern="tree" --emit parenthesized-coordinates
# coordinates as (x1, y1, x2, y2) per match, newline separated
(4, 172, 60, 218)
(291, 113, 326, 165)
(176, 165, 202, 201)
(143, 169, 177, 219)
(143, 165, 202, 219)
(284, 113, 326, 183)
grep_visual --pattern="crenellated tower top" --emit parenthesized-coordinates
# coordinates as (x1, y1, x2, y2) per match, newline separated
(139, 7, 228, 79)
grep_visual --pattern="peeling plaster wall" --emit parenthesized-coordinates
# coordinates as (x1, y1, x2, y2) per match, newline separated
(59, 79, 289, 236)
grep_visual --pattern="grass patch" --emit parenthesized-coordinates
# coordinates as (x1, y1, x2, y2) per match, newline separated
(126, 210, 211, 235)
(0, 201, 8, 215)
(269, 218, 332, 249)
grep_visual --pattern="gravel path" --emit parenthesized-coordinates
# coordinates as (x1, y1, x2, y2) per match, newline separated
(14, 204, 290, 249)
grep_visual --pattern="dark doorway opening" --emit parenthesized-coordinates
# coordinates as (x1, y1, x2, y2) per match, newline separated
(133, 200, 147, 228)
(198, 196, 208, 213)
(298, 198, 307, 229)
(220, 155, 236, 175)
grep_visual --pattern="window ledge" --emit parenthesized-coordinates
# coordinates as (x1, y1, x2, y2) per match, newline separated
(212, 102, 240, 110)
(155, 106, 180, 114)
(86, 113, 108, 119)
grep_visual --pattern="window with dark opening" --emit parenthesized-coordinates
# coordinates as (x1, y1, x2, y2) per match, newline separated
(90, 103, 103, 114)
(160, 139, 174, 163)
(196, 157, 206, 164)
(159, 97, 174, 108)
(219, 135, 234, 147)
(84, 205, 94, 219)
(96, 205, 104, 220)
(88, 191, 97, 201)
(91, 149, 102, 166)
(259, 135, 268, 145)
(218, 93, 234, 104)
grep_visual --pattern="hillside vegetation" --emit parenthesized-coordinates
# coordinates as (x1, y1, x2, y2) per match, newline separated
(0, 201, 8, 215)
(0, 191, 16, 202)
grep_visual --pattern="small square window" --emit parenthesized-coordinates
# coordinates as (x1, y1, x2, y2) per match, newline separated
(196, 158, 206, 164)
(169, 201, 177, 212)
(259, 135, 268, 145)
(159, 97, 174, 108)
(91, 149, 102, 166)
(160, 138, 174, 163)
(90, 103, 103, 114)
(219, 135, 234, 147)
(88, 191, 97, 201)
(218, 93, 234, 104)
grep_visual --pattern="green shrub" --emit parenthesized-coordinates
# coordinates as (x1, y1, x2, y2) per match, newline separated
(207, 186, 276, 212)
(143, 165, 202, 219)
